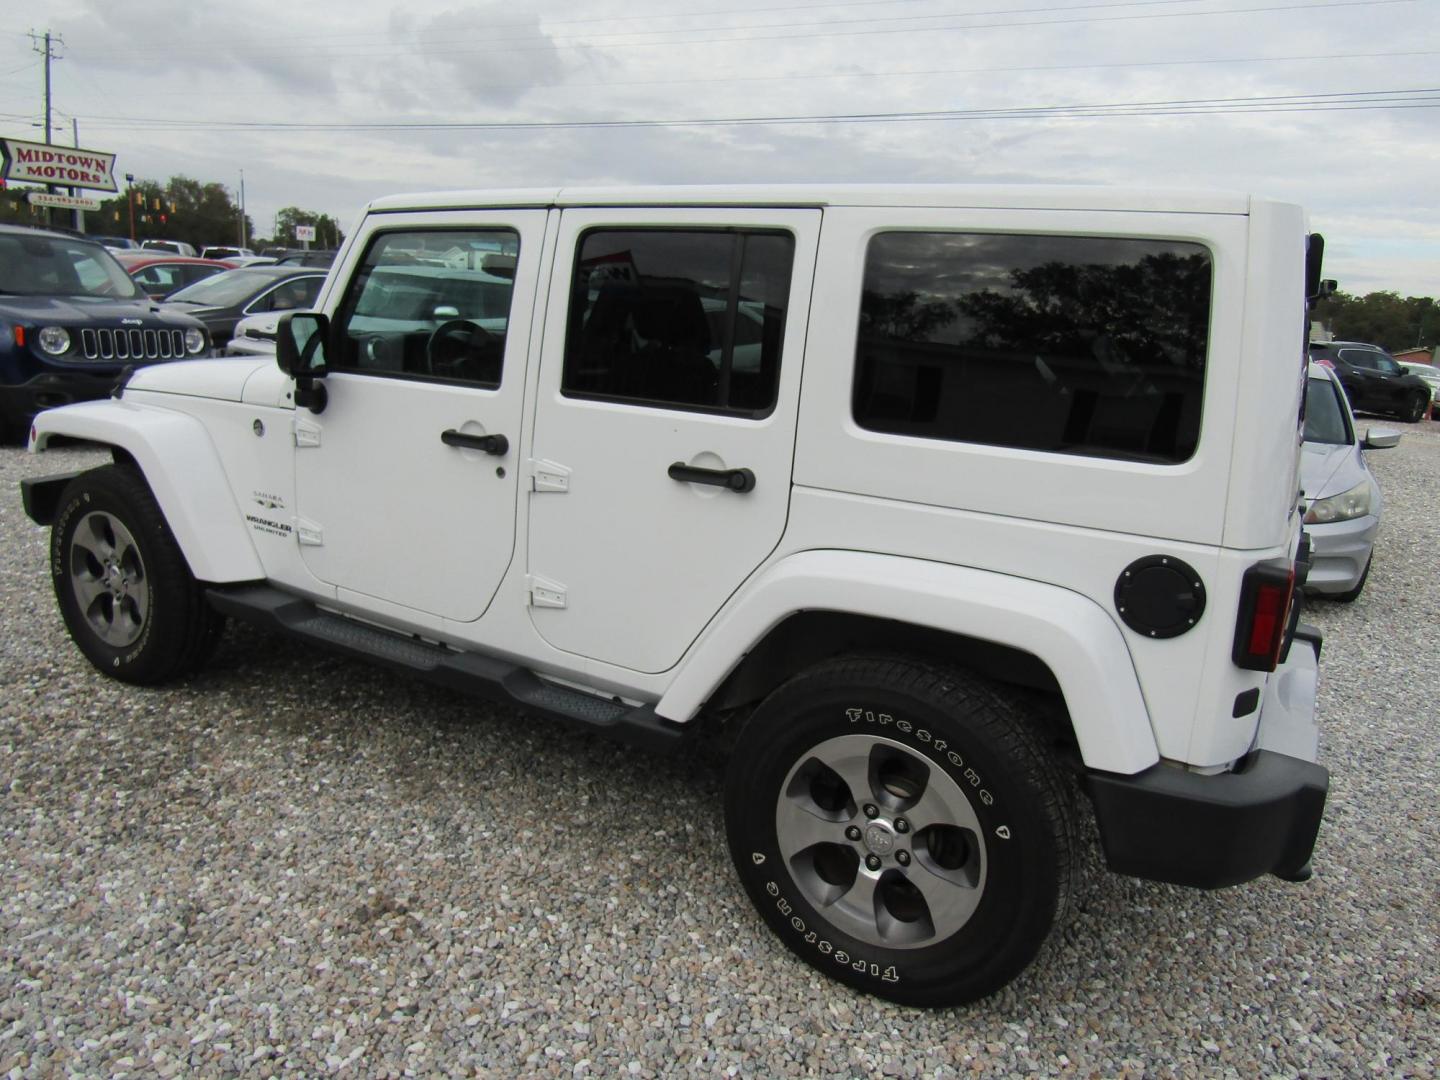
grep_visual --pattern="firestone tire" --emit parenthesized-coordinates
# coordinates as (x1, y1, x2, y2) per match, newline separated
(50, 464, 221, 685)
(724, 656, 1076, 1007)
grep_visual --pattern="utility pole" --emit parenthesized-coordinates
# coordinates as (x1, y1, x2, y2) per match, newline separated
(238, 170, 246, 248)
(29, 29, 64, 227)
(30, 30, 63, 146)
(71, 117, 84, 233)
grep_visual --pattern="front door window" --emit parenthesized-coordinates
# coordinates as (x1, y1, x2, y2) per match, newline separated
(332, 229, 521, 387)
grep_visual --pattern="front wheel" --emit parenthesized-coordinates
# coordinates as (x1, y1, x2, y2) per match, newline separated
(724, 656, 1075, 1006)
(51, 464, 221, 684)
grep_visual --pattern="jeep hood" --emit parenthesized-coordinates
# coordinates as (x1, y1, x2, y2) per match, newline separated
(0, 294, 201, 328)
(124, 357, 273, 402)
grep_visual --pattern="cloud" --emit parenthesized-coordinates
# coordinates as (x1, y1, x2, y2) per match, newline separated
(390, 5, 566, 108)
(15, 0, 1434, 296)
(65, 0, 337, 98)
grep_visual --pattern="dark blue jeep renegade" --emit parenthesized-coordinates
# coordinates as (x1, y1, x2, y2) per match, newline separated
(0, 224, 211, 441)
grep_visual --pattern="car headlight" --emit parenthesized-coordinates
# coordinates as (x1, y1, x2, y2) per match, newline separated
(183, 328, 207, 356)
(37, 326, 71, 356)
(1304, 479, 1373, 524)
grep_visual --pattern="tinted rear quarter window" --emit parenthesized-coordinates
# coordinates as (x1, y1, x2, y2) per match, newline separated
(853, 232, 1213, 463)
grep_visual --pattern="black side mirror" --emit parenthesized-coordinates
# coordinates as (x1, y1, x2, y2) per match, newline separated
(276, 311, 330, 414)
(1305, 234, 1338, 306)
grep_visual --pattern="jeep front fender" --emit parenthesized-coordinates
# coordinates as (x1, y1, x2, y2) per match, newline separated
(658, 550, 1158, 775)
(30, 399, 264, 583)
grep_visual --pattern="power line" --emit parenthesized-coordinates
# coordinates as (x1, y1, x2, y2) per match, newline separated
(86, 48, 1433, 100)
(64, 86, 1440, 134)
(260, 0, 1159, 36)
(71, 0, 1414, 61)
(0, 59, 41, 79)
(120, 0, 1225, 54)
(60, 0, 1238, 54)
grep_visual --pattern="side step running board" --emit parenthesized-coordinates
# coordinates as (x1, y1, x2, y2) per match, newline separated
(206, 585, 685, 753)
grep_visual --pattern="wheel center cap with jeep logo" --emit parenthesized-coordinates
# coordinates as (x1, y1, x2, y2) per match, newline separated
(864, 822, 896, 856)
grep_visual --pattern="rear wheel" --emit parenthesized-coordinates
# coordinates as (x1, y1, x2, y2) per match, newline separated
(724, 656, 1075, 1006)
(1402, 391, 1429, 423)
(51, 464, 221, 684)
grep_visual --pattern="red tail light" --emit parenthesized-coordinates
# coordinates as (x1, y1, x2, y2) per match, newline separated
(13, 326, 25, 348)
(1313, 357, 1335, 370)
(1233, 562, 1296, 671)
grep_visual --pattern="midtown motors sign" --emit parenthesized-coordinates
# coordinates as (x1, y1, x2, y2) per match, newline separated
(1, 138, 118, 192)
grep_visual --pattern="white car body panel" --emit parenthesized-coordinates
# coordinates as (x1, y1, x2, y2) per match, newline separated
(29, 398, 264, 583)
(125, 356, 271, 402)
(653, 549, 1159, 775)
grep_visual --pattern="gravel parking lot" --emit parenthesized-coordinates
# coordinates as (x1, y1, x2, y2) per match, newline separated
(2, 429, 1437, 1079)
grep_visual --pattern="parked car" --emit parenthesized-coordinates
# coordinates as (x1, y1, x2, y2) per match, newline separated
(0, 224, 210, 441)
(223, 310, 281, 357)
(1300, 363, 1398, 601)
(160, 266, 326, 348)
(140, 239, 198, 257)
(200, 246, 255, 261)
(92, 235, 139, 251)
(1307, 340, 1432, 422)
(111, 251, 236, 300)
(1398, 361, 1440, 414)
(274, 249, 337, 267)
(22, 184, 1328, 1007)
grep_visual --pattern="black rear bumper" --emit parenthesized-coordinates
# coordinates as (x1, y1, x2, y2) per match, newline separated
(1086, 749, 1328, 888)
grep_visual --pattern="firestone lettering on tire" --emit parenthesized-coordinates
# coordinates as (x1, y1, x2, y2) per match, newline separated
(843, 705, 995, 807)
(764, 878, 903, 983)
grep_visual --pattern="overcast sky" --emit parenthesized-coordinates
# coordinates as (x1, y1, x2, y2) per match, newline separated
(4, 0, 1436, 299)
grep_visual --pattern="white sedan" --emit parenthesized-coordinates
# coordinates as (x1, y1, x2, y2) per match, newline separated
(224, 311, 281, 357)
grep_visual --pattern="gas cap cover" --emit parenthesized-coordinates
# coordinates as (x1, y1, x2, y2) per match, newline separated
(1114, 556, 1206, 639)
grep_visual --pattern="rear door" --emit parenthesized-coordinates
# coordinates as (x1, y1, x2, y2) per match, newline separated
(526, 207, 820, 673)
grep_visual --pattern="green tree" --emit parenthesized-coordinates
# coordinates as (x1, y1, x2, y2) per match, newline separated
(0, 174, 254, 246)
(1314, 291, 1438, 351)
(274, 206, 345, 248)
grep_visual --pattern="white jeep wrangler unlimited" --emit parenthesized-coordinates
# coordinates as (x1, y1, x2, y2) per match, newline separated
(23, 185, 1328, 1006)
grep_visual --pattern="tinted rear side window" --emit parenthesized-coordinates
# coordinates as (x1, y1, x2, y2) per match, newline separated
(562, 229, 794, 416)
(853, 232, 1213, 463)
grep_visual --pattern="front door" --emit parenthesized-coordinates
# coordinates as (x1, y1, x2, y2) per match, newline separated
(294, 210, 548, 622)
(527, 208, 820, 673)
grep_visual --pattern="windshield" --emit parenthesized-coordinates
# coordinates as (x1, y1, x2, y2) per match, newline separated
(1303, 376, 1353, 446)
(167, 269, 285, 306)
(0, 233, 142, 299)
